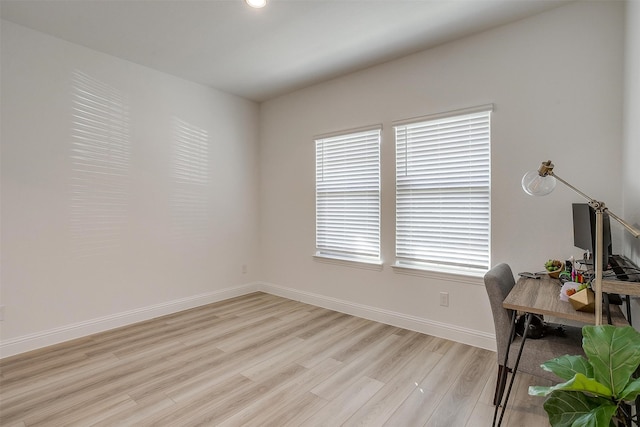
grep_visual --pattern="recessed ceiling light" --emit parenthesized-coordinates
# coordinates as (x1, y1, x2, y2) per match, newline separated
(245, 0, 267, 8)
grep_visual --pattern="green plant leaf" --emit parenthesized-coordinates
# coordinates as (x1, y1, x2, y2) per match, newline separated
(531, 325, 640, 426)
(582, 325, 640, 396)
(542, 390, 617, 427)
(529, 373, 612, 398)
(570, 405, 619, 427)
(541, 355, 593, 380)
(620, 377, 640, 402)
(529, 385, 554, 396)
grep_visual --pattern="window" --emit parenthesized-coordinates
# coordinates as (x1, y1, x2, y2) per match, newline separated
(315, 126, 381, 263)
(394, 105, 492, 275)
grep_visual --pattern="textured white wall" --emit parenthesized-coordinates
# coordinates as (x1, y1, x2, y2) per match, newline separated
(0, 21, 260, 355)
(259, 1, 624, 343)
(623, 0, 640, 327)
(0, 1, 629, 357)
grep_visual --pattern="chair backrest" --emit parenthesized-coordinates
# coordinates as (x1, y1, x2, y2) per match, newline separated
(484, 263, 517, 360)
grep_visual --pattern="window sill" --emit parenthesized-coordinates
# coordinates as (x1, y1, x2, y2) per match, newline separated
(313, 254, 383, 271)
(392, 261, 485, 285)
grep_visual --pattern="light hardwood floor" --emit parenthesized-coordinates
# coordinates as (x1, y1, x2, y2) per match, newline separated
(0, 292, 552, 426)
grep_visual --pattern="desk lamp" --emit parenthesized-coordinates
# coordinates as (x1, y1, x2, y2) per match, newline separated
(522, 160, 640, 325)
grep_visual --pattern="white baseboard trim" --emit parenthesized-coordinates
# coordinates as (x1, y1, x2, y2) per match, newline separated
(0, 283, 260, 359)
(1, 281, 496, 359)
(257, 282, 496, 351)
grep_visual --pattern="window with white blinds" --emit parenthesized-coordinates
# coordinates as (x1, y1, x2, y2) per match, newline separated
(315, 126, 381, 263)
(394, 106, 492, 275)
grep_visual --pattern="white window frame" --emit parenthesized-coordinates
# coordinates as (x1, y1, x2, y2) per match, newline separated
(314, 125, 382, 265)
(393, 105, 492, 277)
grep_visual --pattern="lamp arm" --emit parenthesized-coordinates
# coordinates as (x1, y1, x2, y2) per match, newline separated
(549, 172, 597, 205)
(606, 210, 640, 239)
(551, 172, 640, 239)
(531, 160, 640, 325)
(595, 211, 604, 325)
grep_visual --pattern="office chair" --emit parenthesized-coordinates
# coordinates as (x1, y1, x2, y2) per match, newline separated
(484, 263, 585, 405)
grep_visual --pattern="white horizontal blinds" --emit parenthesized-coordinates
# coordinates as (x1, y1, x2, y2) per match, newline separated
(315, 127, 381, 261)
(395, 108, 491, 271)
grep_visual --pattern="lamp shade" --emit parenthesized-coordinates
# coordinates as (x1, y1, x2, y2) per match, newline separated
(522, 170, 556, 196)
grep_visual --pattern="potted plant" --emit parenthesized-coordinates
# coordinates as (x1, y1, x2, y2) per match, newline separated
(529, 324, 640, 426)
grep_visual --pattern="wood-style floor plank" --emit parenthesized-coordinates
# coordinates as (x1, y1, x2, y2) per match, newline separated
(0, 292, 552, 426)
(343, 344, 443, 426)
(423, 347, 494, 426)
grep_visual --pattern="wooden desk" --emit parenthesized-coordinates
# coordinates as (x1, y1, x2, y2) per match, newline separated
(504, 275, 628, 326)
(493, 275, 629, 426)
(602, 278, 640, 298)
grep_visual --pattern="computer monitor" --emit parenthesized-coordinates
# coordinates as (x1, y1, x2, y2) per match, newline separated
(572, 203, 612, 270)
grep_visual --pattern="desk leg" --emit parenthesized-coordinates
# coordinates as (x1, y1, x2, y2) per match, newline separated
(492, 310, 518, 427)
(604, 293, 612, 325)
(496, 313, 532, 427)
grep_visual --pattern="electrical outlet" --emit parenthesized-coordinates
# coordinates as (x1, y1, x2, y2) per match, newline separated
(242, 264, 247, 274)
(0, 305, 5, 321)
(439, 292, 449, 307)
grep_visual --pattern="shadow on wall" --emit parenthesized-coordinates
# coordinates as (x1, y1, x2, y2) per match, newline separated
(70, 70, 130, 258)
(171, 117, 210, 242)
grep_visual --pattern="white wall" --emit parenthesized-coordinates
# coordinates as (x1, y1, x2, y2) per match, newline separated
(0, 21, 261, 357)
(0, 1, 629, 357)
(623, 0, 640, 327)
(259, 1, 624, 349)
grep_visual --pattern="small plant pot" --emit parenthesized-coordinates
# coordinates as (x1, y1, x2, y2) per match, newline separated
(548, 268, 563, 279)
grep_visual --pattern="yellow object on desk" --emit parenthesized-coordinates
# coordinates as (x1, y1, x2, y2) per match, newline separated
(504, 275, 627, 326)
(569, 288, 595, 312)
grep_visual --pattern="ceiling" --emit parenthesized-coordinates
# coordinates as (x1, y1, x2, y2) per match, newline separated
(1, 0, 570, 102)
